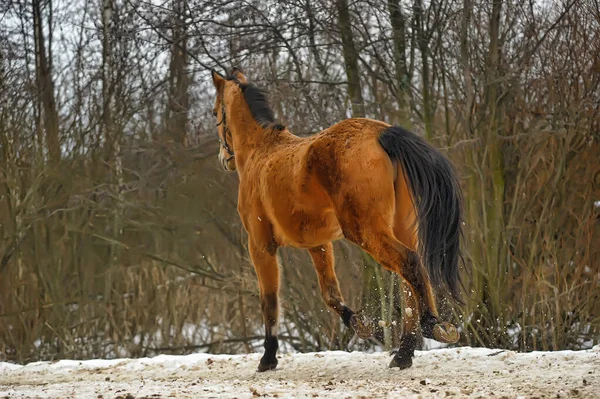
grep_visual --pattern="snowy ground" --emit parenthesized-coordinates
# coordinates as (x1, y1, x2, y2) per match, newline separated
(1, 346, 599, 398)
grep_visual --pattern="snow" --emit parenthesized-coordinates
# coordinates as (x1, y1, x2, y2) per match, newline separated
(1, 346, 599, 398)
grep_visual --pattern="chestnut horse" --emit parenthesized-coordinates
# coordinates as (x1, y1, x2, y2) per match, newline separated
(211, 68, 463, 371)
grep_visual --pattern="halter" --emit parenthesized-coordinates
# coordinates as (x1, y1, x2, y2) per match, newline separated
(216, 98, 234, 162)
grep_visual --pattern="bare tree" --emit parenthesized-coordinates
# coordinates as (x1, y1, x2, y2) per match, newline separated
(165, 0, 190, 145)
(336, 0, 365, 117)
(387, 0, 410, 123)
(32, 0, 59, 163)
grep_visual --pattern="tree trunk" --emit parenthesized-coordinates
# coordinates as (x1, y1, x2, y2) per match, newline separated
(102, 0, 114, 160)
(460, 0, 474, 136)
(165, 0, 190, 145)
(336, 0, 365, 117)
(414, 0, 433, 138)
(387, 0, 410, 124)
(483, 0, 506, 325)
(306, 0, 328, 79)
(32, 0, 60, 164)
(460, 0, 507, 346)
(101, 0, 125, 305)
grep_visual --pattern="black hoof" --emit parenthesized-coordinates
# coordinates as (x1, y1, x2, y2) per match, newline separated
(257, 357, 278, 372)
(389, 353, 413, 369)
(390, 333, 417, 369)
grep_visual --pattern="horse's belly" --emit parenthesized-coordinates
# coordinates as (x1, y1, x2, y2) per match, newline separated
(275, 208, 343, 248)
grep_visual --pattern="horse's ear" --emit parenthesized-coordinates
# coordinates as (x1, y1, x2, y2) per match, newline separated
(211, 69, 225, 90)
(231, 67, 248, 84)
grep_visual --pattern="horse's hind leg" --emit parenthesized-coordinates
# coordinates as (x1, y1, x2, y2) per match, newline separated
(395, 218, 459, 344)
(394, 281, 421, 369)
(346, 227, 450, 369)
(308, 243, 373, 339)
(248, 240, 280, 372)
(368, 235, 423, 369)
(402, 257, 459, 344)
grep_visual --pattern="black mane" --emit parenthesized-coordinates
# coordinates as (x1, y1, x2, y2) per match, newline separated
(226, 76, 284, 131)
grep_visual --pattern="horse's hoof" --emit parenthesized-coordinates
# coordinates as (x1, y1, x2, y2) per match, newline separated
(433, 321, 460, 344)
(257, 357, 278, 372)
(389, 354, 413, 369)
(350, 313, 374, 339)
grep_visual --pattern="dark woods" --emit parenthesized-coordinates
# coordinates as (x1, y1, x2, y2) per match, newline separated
(0, 0, 598, 363)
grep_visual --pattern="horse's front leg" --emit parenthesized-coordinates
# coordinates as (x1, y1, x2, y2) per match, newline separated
(248, 238, 281, 372)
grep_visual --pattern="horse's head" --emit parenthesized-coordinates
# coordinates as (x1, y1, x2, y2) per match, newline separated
(211, 67, 248, 172)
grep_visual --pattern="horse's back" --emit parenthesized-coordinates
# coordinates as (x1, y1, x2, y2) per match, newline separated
(307, 117, 397, 199)
(260, 118, 398, 247)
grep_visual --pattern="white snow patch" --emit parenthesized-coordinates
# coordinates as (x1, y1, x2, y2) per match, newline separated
(1, 347, 599, 398)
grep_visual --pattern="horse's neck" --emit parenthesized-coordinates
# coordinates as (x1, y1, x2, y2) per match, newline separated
(233, 127, 297, 177)
(229, 123, 268, 172)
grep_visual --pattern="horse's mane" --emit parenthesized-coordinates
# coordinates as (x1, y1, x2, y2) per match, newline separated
(226, 75, 285, 131)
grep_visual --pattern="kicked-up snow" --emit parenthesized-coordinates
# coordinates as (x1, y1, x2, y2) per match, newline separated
(1, 346, 599, 398)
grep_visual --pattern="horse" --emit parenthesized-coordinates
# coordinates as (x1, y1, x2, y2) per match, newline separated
(210, 67, 463, 371)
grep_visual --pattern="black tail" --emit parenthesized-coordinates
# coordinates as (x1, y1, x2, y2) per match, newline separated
(378, 126, 463, 302)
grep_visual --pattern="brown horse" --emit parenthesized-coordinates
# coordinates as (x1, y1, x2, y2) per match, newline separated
(211, 67, 463, 371)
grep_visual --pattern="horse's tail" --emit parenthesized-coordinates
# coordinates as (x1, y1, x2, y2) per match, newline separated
(378, 125, 463, 302)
